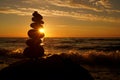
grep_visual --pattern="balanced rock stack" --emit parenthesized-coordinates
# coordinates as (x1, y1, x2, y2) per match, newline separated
(23, 11, 45, 58)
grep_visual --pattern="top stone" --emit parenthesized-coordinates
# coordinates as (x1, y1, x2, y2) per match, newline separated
(32, 11, 43, 19)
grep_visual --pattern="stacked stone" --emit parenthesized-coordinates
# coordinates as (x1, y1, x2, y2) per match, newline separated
(23, 11, 45, 58)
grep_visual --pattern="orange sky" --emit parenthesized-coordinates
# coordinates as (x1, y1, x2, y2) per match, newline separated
(0, 0, 120, 37)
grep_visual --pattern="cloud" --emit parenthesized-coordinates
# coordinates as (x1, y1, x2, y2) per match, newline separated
(37, 9, 120, 23)
(45, 0, 119, 13)
(95, 0, 111, 8)
(0, 7, 119, 23)
(21, 0, 40, 4)
(0, 0, 119, 23)
(0, 7, 31, 16)
(106, 9, 120, 13)
(20, 0, 119, 13)
(45, 0, 112, 12)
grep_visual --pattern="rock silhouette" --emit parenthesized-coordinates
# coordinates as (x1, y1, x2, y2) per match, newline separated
(0, 55, 94, 80)
(23, 11, 45, 58)
(30, 23, 43, 29)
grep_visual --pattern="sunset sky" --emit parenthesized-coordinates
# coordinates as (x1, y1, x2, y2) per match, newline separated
(0, 0, 120, 37)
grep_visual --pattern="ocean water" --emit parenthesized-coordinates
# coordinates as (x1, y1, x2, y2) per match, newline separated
(0, 37, 120, 80)
(0, 37, 120, 55)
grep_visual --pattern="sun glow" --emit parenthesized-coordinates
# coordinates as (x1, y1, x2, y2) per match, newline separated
(39, 28, 44, 33)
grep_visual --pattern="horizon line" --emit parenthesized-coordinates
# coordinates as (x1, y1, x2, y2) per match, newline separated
(0, 36, 120, 38)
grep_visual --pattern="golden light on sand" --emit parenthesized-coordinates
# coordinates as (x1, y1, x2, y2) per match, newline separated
(39, 28, 44, 33)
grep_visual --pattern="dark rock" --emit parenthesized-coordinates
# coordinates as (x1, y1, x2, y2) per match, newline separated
(32, 11, 43, 19)
(32, 17, 44, 23)
(0, 55, 94, 80)
(26, 39, 42, 46)
(23, 46, 44, 58)
(30, 23, 43, 29)
(28, 29, 45, 39)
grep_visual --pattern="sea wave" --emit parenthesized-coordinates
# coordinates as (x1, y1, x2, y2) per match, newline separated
(0, 37, 120, 66)
(0, 47, 120, 67)
(0, 48, 23, 56)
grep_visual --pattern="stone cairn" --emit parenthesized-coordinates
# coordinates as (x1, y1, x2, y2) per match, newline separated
(23, 11, 45, 59)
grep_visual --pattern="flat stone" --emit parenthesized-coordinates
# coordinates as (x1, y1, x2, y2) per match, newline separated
(28, 29, 44, 39)
(26, 39, 42, 46)
(23, 46, 44, 58)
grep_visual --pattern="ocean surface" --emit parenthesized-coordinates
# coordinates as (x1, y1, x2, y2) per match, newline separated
(0, 37, 120, 80)
(0, 37, 120, 55)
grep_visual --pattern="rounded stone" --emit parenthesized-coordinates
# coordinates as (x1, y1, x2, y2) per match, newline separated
(28, 29, 45, 39)
(23, 46, 44, 58)
(32, 11, 43, 19)
(26, 39, 42, 46)
(30, 23, 43, 29)
(32, 17, 44, 24)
